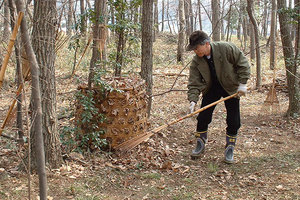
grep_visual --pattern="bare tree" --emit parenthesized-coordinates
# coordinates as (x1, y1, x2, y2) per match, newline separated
(2, 0, 10, 42)
(197, 0, 203, 30)
(15, 0, 47, 199)
(161, 0, 165, 32)
(277, 0, 300, 117)
(80, 0, 86, 36)
(67, 0, 74, 35)
(88, 0, 107, 88)
(154, 0, 159, 41)
(141, 0, 154, 115)
(247, 0, 262, 89)
(32, 0, 62, 168)
(211, 0, 221, 41)
(270, 0, 277, 70)
(177, 0, 185, 62)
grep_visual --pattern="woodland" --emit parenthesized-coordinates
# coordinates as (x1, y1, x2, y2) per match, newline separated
(0, 0, 299, 200)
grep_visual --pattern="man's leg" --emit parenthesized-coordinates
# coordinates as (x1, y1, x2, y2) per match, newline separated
(224, 98, 241, 163)
(191, 90, 221, 158)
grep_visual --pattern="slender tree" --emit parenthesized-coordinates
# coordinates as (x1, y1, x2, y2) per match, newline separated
(15, 1, 47, 199)
(161, 0, 165, 32)
(277, 0, 300, 117)
(141, 0, 154, 115)
(211, 0, 221, 41)
(88, 0, 107, 88)
(197, 0, 202, 30)
(177, 0, 185, 62)
(270, 0, 277, 70)
(247, 0, 262, 89)
(80, 0, 86, 36)
(67, 0, 74, 35)
(2, 0, 10, 42)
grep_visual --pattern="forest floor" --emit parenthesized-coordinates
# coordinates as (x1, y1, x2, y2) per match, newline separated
(0, 34, 299, 200)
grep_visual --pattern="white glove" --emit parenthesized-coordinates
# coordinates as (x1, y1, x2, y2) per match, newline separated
(189, 102, 196, 113)
(237, 83, 247, 96)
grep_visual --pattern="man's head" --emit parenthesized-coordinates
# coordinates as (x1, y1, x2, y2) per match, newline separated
(186, 30, 211, 57)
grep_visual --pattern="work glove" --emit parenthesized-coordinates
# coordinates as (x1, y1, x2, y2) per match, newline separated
(237, 83, 247, 97)
(189, 101, 196, 113)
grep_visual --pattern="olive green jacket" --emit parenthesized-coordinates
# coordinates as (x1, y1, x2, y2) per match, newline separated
(187, 42, 250, 103)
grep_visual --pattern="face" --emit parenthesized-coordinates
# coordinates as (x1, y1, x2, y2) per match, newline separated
(193, 42, 211, 57)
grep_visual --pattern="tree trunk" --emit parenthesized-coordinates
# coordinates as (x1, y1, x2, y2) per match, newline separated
(237, 0, 242, 41)
(167, 0, 172, 34)
(247, 0, 262, 89)
(184, 0, 191, 38)
(2, 0, 10, 43)
(277, 0, 300, 117)
(197, 0, 202, 30)
(80, 0, 86, 36)
(189, 0, 194, 33)
(177, 0, 185, 63)
(67, 0, 73, 35)
(154, 0, 158, 41)
(15, 2, 47, 199)
(249, 23, 255, 60)
(211, 0, 221, 41)
(88, 0, 107, 88)
(262, 0, 268, 38)
(161, 0, 165, 32)
(32, 0, 62, 169)
(141, 0, 153, 116)
(270, 0, 277, 70)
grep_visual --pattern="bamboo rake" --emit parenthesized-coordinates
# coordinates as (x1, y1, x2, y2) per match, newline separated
(0, 12, 24, 90)
(115, 93, 238, 152)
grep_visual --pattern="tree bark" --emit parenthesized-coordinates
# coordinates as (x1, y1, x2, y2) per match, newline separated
(177, 0, 185, 62)
(15, 1, 47, 199)
(277, 0, 300, 117)
(2, 0, 10, 43)
(161, 0, 165, 32)
(154, 0, 158, 41)
(211, 0, 221, 41)
(247, 0, 262, 89)
(32, 0, 62, 168)
(67, 0, 73, 35)
(80, 0, 86, 36)
(197, 0, 202, 30)
(88, 0, 107, 87)
(270, 0, 277, 70)
(141, 0, 153, 115)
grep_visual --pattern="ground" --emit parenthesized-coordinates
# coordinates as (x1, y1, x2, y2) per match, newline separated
(0, 35, 299, 200)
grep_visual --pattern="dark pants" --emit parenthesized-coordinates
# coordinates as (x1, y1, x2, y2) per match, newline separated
(196, 83, 240, 136)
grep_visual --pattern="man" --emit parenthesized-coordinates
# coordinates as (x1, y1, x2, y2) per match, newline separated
(186, 30, 250, 163)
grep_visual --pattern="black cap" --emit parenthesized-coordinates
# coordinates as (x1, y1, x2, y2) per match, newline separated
(186, 30, 210, 51)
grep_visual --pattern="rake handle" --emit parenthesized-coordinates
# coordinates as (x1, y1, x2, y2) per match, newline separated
(154, 92, 238, 132)
(116, 93, 238, 151)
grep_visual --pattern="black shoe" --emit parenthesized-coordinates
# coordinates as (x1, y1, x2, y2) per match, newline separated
(224, 145, 235, 164)
(190, 138, 206, 159)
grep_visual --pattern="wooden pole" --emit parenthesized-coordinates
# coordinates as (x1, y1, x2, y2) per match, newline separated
(0, 12, 24, 90)
(0, 85, 23, 136)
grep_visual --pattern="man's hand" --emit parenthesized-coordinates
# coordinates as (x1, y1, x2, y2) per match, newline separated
(189, 102, 196, 113)
(237, 83, 247, 96)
